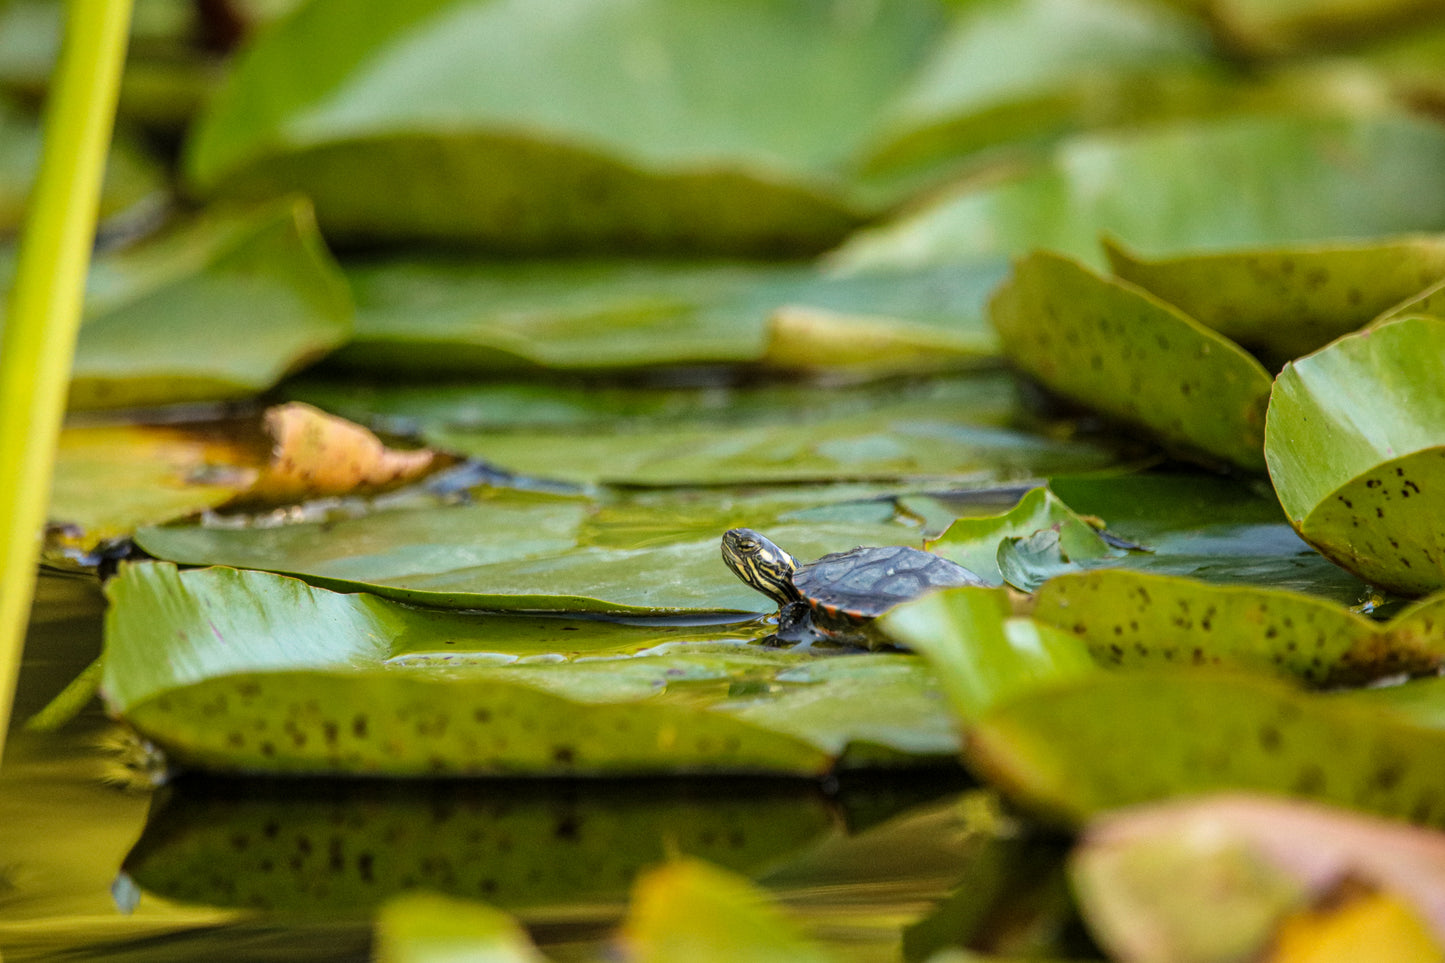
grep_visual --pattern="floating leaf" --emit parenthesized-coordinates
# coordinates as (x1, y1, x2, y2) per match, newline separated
(184, 0, 950, 253)
(374, 893, 545, 963)
(620, 859, 836, 963)
(330, 258, 1006, 376)
(1104, 235, 1445, 364)
(1203, 0, 1445, 56)
(990, 251, 1272, 470)
(102, 562, 959, 775)
(2, 198, 353, 409)
(877, 587, 1096, 723)
(1265, 316, 1445, 595)
(835, 115, 1445, 271)
(1073, 794, 1445, 963)
(927, 485, 1118, 586)
(966, 670, 1445, 827)
(1029, 570, 1445, 685)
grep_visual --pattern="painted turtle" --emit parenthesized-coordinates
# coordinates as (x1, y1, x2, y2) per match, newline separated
(721, 527, 989, 647)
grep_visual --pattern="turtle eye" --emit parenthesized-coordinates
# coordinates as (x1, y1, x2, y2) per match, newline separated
(736, 538, 759, 554)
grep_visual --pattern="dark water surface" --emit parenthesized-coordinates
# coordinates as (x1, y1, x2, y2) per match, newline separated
(0, 573, 1040, 962)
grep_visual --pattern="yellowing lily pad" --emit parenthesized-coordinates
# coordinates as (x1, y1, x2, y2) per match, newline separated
(1266, 316, 1445, 595)
(966, 670, 1445, 827)
(102, 562, 959, 776)
(989, 251, 1273, 470)
(1030, 569, 1445, 685)
(1104, 235, 1445, 364)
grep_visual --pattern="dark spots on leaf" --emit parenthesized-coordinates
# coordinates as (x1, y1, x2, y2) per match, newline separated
(230, 833, 249, 851)
(555, 816, 579, 841)
(1371, 759, 1406, 792)
(1347, 288, 1362, 306)
(1258, 725, 1282, 753)
(227, 732, 244, 748)
(473, 707, 492, 724)
(328, 837, 344, 872)
(357, 852, 375, 883)
(260, 741, 275, 757)
(263, 820, 280, 840)
(323, 721, 338, 746)
(1338, 496, 1353, 508)
(552, 746, 576, 765)
(1377, 507, 1385, 519)
(1090, 354, 1103, 371)
(352, 715, 369, 738)
(1292, 764, 1326, 795)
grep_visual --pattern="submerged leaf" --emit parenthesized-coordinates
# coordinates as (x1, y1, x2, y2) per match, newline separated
(989, 252, 1272, 470)
(1266, 316, 1445, 595)
(967, 670, 1445, 827)
(1104, 235, 1445, 364)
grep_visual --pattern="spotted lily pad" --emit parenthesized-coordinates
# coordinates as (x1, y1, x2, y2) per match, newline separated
(102, 561, 959, 775)
(330, 258, 1006, 376)
(989, 251, 1273, 470)
(1029, 569, 1445, 685)
(835, 114, 1445, 271)
(1104, 235, 1445, 364)
(966, 670, 1445, 827)
(1265, 316, 1445, 595)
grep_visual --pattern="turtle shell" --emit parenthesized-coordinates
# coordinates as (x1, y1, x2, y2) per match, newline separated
(791, 545, 987, 625)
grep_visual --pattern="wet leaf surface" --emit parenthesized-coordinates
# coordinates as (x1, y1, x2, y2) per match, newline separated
(330, 257, 1006, 376)
(102, 562, 959, 775)
(966, 670, 1445, 827)
(836, 115, 1445, 270)
(990, 252, 1273, 470)
(1104, 235, 1445, 365)
(1030, 570, 1445, 685)
(1266, 316, 1445, 595)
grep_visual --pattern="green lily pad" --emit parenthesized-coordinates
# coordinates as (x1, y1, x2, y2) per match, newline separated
(835, 114, 1445, 270)
(622, 860, 836, 963)
(966, 670, 1445, 827)
(858, 0, 1215, 192)
(103, 561, 959, 775)
(329, 258, 1006, 376)
(184, 0, 949, 253)
(927, 486, 1118, 586)
(990, 251, 1273, 470)
(124, 777, 836, 913)
(375, 893, 544, 963)
(1204, 0, 1445, 56)
(1029, 569, 1445, 685)
(0, 197, 353, 409)
(0, 95, 165, 234)
(1049, 472, 1374, 603)
(134, 487, 929, 613)
(1266, 316, 1445, 595)
(877, 587, 1097, 723)
(1104, 235, 1445, 364)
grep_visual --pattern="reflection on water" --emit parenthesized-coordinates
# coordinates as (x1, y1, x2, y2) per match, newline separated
(0, 572, 1073, 962)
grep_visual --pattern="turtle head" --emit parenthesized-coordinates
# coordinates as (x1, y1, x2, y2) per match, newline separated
(722, 528, 800, 605)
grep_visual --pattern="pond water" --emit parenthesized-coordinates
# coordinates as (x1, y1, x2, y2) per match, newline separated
(0, 572, 1065, 962)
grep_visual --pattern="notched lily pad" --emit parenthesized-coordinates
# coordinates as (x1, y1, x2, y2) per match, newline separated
(1030, 569, 1445, 685)
(966, 670, 1445, 827)
(1104, 235, 1445, 364)
(102, 562, 958, 776)
(989, 251, 1272, 470)
(1266, 316, 1445, 595)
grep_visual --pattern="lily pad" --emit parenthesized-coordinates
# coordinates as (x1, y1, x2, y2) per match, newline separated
(927, 485, 1118, 586)
(989, 251, 1273, 470)
(1029, 569, 1445, 685)
(184, 0, 948, 253)
(835, 114, 1445, 270)
(1104, 235, 1445, 364)
(1265, 316, 1445, 595)
(0, 197, 353, 409)
(1204, 0, 1445, 56)
(102, 561, 960, 774)
(965, 670, 1445, 827)
(124, 777, 836, 913)
(329, 257, 1007, 376)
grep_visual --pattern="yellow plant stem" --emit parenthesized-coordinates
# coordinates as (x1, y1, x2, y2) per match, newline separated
(0, 0, 133, 758)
